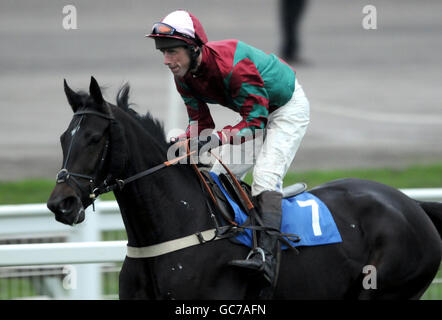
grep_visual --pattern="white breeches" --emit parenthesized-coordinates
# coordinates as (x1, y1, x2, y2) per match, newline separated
(210, 78, 310, 196)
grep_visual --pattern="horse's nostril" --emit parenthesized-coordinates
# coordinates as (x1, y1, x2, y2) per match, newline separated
(47, 195, 78, 215)
(59, 196, 77, 212)
(48, 194, 84, 226)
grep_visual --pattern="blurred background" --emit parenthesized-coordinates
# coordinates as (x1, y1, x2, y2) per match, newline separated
(1, 0, 441, 180)
(0, 0, 441, 300)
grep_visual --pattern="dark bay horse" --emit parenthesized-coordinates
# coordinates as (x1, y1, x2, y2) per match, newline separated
(47, 77, 442, 299)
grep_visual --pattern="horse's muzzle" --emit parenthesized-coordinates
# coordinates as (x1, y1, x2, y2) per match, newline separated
(47, 184, 86, 226)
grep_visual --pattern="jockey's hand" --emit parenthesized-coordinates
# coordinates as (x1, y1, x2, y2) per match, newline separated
(170, 133, 188, 145)
(191, 133, 222, 152)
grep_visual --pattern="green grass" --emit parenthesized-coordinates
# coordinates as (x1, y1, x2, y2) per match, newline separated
(0, 180, 115, 205)
(245, 162, 442, 190)
(0, 180, 57, 205)
(421, 267, 442, 300)
(1, 162, 442, 205)
(281, 162, 442, 189)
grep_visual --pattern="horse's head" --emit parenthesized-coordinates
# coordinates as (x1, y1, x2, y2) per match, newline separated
(47, 77, 116, 225)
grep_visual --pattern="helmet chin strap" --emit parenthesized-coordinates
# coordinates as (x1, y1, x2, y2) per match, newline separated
(187, 45, 201, 74)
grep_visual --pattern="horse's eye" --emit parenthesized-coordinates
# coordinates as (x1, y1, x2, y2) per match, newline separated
(90, 135, 102, 144)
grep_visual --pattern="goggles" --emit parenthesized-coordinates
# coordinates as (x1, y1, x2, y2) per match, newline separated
(151, 22, 194, 41)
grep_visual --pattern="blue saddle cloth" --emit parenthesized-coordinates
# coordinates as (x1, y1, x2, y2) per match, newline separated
(209, 172, 342, 249)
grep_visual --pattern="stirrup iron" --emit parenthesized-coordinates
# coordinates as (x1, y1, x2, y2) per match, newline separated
(246, 247, 266, 262)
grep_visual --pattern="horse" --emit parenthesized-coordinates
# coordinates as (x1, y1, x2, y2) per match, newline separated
(47, 77, 442, 299)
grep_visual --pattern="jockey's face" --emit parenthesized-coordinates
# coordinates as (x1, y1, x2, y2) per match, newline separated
(161, 46, 191, 77)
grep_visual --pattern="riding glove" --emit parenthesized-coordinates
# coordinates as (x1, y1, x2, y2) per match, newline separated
(192, 133, 222, 152)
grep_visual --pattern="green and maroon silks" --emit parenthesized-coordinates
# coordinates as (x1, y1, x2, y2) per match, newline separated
(175, 39, 296, 144)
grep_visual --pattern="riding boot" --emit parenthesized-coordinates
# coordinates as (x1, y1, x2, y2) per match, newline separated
(228, 190, 283, 286)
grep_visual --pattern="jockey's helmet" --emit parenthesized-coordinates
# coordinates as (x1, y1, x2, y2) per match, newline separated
(147, 10, 208, 50)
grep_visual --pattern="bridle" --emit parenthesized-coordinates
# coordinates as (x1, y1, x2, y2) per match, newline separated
(56, 110, 113, 205)
(55, 109, 194, 209)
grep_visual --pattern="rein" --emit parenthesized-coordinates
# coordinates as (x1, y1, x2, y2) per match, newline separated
(90, 150, 194, 199)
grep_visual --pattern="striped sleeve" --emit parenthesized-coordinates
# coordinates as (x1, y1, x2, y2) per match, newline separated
(219, 57, 269, 144)
(174, 78, 215, 137)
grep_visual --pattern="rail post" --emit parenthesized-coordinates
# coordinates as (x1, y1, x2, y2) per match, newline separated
(65, 201, 102, 299)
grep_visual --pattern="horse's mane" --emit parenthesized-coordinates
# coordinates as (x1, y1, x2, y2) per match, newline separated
(115, 83, 168, 148)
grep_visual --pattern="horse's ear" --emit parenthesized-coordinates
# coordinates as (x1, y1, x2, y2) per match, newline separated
(89, 76, 104, 105)
(64, 79, 81, 112)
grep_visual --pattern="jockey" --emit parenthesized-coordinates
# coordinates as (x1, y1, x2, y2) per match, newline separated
(147, 10, 310, 287)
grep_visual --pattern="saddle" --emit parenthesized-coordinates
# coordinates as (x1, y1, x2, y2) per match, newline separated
(198, 168, 307, 226)
(198, 169, 239, 225)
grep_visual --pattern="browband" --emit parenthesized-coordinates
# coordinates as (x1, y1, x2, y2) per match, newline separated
(74, 110, 114, 120)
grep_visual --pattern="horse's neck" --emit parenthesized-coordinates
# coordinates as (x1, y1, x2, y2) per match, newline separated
(115, 167, 211, 247)
(114, 119, 210, 247)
